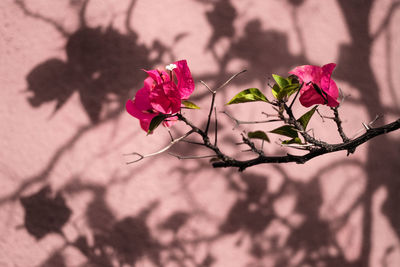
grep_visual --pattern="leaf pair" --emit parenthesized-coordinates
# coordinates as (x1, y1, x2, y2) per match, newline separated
(271, 74, 299, 101)
(245, 107, 317, 144)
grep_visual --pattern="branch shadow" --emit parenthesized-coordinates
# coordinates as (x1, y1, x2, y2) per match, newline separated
(12, 0, 400, 266)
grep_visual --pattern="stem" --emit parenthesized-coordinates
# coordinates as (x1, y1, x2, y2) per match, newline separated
(283, 103, 329, 147)
(205, 91, 216, 135)
(331, 107, 350, 142)
(214, 106, 218, 146)
(289, 82, 303, 110)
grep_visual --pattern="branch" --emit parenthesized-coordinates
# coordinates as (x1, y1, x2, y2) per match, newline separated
(331, 107, 350, 143)
(283, 103, 329, 147)
(177, 114, 234, 163)
(212, 118, 400, 171)
(240, 133, 264, 155)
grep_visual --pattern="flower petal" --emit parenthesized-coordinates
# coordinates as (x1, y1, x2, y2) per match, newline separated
(322, 79, 339, 100)
(139, 117, 155, 132)
(173, 60, 195, 99)
(320, 64, 339, 99)
(299, 84, 327, 107)
(126, 99, 153, 120)
(134, 79, 153, 112)
(145, 70, 163, 84)
(326, 93, 340, 107)
(289, 65, 322, 84)
(126, 100, 157, 132)
(149, 83, 181, 114)
(321, 63, 336, 77)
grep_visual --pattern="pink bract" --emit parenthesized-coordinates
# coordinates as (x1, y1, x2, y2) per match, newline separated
(126, 60, 194, 132)
(289, 63, 339, 107)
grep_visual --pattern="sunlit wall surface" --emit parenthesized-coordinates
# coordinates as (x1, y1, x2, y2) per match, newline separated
(1, 0, 399, 266)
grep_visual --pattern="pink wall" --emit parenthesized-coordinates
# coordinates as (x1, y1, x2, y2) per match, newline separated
(1, 0, 400, 266)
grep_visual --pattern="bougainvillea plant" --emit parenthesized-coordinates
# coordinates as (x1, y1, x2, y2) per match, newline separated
(125, 60, 400, 171)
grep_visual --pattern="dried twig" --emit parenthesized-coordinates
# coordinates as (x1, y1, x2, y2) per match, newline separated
(221, 111, 281, 128)
(125, 131, 194, 164)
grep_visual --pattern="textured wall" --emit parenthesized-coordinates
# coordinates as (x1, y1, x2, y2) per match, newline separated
(1, 0, 400, 266)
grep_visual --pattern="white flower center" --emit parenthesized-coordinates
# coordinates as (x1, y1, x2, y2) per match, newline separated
(165, 63, 177, 71)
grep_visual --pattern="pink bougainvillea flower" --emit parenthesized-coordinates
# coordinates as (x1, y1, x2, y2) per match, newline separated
(126, 78, 157, 132)
(289, 63, 339, 107)
(126, 60, 194, 132)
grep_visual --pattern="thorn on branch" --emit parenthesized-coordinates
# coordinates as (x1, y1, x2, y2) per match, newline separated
(362, 122, 370, 131)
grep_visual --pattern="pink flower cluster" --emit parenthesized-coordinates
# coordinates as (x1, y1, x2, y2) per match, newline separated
(289, 63, 339, 107)
(126, 60, 194, 132)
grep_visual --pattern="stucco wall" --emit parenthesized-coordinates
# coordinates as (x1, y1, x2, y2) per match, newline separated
(1, 0, 400, 266)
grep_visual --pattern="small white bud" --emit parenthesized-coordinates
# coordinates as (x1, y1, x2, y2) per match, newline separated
(165, 63, 177, 71)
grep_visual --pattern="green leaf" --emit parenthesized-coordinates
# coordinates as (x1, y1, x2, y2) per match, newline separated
(277, 84, 299, 100)
(282, 137, 302, 144)
(147, 114, 167, 134)
(271, 75, 299, 101)
(282, 84, 300, 97)
(248, 131, 270, 142)
(272, 84, 280, 99)
(297, 106, 317, 130)
(272, 74, 289, 89)
(226, 88, 269, 105)
(182, 100, 200, 109)
(270, 125, 298, 139)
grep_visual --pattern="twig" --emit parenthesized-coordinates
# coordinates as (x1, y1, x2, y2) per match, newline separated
(316, 108, 326, 122)
(168, 153, 217, 160)
(216, 70, 247, 91)
(182, 140, 205, 146)
(289, 82, 303, 110)
(200, 80, 213, 93)
(204, 70, 247, 135)
(279, 142, 314, 150)
(221, 111, 281, 127)
(204, 86, 216, 135)
(214, 106, 218, 146)
(167, 129, 174, 142)
(125, 130, 194, 163)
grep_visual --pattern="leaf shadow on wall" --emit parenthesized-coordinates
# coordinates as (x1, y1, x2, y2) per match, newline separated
(21, 0, 168, 124)
(194, 0, 306, 105)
